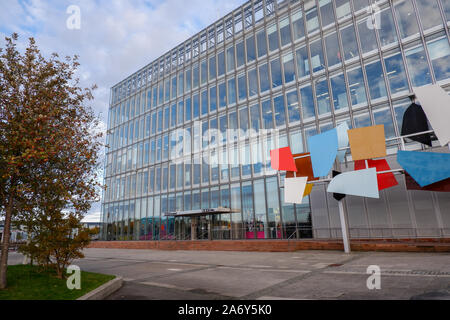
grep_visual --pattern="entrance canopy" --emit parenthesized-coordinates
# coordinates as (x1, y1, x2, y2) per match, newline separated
(164, 207, 238, 217)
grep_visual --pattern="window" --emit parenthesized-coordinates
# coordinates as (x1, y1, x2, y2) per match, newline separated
(157, 109, 163, 132)
(236, 41, 245, 68)
(185, 97, 191, 121)
(279, 17, 291, 46)
(270, 59, 282, 88)
(218, 82, 226, 108)
(315, 78, 331, 115)
(228, 78, 236, 105)
(394, 0, 419, 39)
(405, 45, 432, 86)
(201, 60, 207, 85)
(261, 99, 273, 129)
(259, 63, 270, 92)
(248, 68, 258, 97)
(325, 32, 341, 68)
(238, 74, 247, 101)
(244, 6, 253, 29)
(209, 55, 216, 81)
(273, 95, 286, 127)
(171, 104, 177, 128)
(335, 0, 351, 20)
(292, 10, 305, 40)
(300, 85, 315, 120)
(347, 67, 367, 107)
(209, 86, 217, 112)
(151, 112, 157, 134)
(226, 46, 235, 72)
(310, 39, 325, 73)
(201, 90, 208, 115)
(250, 103, 261, 133)
(320, 0, 335, 27)
(266, 177, 281, 239)
(177, 101, 184, 125)
(358, 19, 377, 54)
(235, 12, 243, 34)
(373, 107, 396, 139)
(340, 24, 358, 60)
(427, 37, 450, 82)
(415, 0, 443, 31)
(330, 73, 348, 111)
(384, 52, 408, 94)
(365, 60, 387, 101)
(164, 106, 169, 130)
(353, 0, 369, 12)
(239, 106, 249, 133)
(178, 73, 184, 96)
(282, 54, 296, 84)
(268, 24, 279, 52)
(255, 30, 267, 59)
(193, 94, 200, 119)
(378, 8, 398, 47)
(193, 64, 199, 88)
(218, 51, 225, 76)
(185, 69, 191, 92)
(286, 90, 301, 124)
(246, 36, 256, 63)
(305, 7, 319, 34)
(296, 46, 310, 78)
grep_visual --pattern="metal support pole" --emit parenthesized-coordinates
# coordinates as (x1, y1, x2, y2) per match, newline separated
(338, 200, 351, 254)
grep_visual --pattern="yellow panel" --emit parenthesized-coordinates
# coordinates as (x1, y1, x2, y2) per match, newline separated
(348, 125, 386, 161)
(303, 183, 314, 197)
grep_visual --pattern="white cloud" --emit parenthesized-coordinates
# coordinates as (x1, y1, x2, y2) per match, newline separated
(2, 0, 245, 219)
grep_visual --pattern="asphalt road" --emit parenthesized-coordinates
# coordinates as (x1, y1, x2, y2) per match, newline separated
(5, 248, 450, 299)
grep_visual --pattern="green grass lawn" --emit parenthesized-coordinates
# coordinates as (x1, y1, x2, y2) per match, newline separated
(0, 264, 115, 300)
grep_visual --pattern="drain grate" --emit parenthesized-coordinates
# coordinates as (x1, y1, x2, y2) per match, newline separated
(383, 270, 450, 276)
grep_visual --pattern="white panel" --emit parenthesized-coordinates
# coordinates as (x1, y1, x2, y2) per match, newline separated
(327, 168, 379, 199)
(414, 84, 450, 146)
(284, 177, 308, 204)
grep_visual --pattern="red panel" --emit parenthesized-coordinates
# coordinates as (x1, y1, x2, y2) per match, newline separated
(405, 172, 450, 192)
(354, 159, 398, 191)
(270, 147, 297, 172)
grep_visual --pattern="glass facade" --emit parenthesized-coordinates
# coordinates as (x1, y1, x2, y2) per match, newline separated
(102, 0, 450, 241)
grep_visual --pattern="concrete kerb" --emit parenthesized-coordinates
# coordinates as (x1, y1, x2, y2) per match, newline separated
(77, 276, 123, 300)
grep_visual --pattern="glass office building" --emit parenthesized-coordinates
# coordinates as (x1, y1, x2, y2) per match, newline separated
(101, 0, 450, 242)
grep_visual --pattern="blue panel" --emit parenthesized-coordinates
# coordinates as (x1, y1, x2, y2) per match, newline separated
(327, 168, 379, 198)
(397, 151, 450, 187)
(308, 128, 338, 177)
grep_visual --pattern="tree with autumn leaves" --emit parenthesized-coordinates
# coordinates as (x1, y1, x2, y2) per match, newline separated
(0, 34, 103, 286)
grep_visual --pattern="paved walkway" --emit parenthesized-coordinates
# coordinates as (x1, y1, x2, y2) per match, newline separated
(6, 249, 450, 299)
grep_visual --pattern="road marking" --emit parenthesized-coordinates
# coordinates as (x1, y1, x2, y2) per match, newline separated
(139, 281, 192, 291)
(256, 296, 299, 300)
(167, 268, 183, 271)
(323, 270, 450, 277)
(247, 265, 272, 268)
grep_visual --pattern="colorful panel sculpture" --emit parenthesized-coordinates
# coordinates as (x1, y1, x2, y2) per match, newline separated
(401, 103, 433, 147)
(397, 151, 450, 187)
(336, 122, 349, 161)
(414, 84, 450, 146)
(284, 177, 308, 204)
(348, 125, 386, 161)
(308, 128, 338, 178)
(331, 171, 346, 201)
(286, 153, 320, 181)
(404, 172, 450, 192)
(327, 168, 379, 198)
(354, 159, 398, 191)
(270, 147, 297, 172)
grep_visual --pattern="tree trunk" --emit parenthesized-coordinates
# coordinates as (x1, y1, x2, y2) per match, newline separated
(0, 194, 14, 289)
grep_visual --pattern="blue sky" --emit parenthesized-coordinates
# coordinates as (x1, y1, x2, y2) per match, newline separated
(1, 0, 244, 222)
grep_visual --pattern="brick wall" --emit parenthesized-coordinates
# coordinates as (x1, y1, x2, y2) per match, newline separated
(88, 238, 450, 252)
